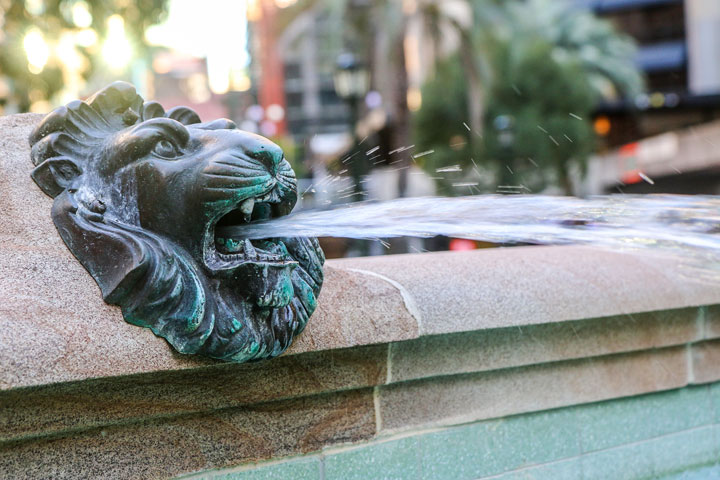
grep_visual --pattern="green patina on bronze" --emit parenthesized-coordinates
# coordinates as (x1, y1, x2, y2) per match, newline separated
(28, 82, 324, 363)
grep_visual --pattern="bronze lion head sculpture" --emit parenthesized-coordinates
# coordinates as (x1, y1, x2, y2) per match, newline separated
(29, 82, 324, 362)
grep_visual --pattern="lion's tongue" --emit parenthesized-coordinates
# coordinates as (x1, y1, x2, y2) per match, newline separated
(253, 239, 289, 257)
(218, 238, 256, 257)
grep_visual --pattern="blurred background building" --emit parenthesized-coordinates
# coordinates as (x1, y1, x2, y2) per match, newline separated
(573, 0, 720, 195)
(3, 0, 720, 253)
(580, 0, 720, 147)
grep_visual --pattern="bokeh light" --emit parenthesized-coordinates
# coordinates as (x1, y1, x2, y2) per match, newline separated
(102, 15, 133, 70)
(23, 29, 50, 74)
(71, 1, 93, 28)
(145, 0, 249, 95)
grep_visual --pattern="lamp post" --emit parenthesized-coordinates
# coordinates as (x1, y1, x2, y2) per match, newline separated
(493, 114, 516, 189)
(333, 53, 369, 108)
(333, 52, 369, 196)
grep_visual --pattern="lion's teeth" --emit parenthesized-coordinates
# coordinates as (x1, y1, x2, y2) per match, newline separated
(239, 197, 255, 222)
(240, 197, 255, 214)
(244, 239, 257, 259)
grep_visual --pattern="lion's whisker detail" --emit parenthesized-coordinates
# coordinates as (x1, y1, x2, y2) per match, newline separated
(215, 159, 271, 171)
(202, 172, 271, 180)
(202, 175, 274, 189)
(29, 82, 324, 363)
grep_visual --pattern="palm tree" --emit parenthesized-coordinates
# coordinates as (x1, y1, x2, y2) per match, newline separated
(412, 0, 643, 195)
(501, 0, 643, 193)
(412, 0, 498, 137)
(504, 0, 643, 100)
(370, 0, 506, 194)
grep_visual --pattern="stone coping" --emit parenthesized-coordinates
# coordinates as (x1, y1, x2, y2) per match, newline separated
(2, 112, 720, 390)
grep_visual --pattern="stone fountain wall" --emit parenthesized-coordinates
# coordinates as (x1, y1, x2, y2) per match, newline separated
(2, 114, 720, 479)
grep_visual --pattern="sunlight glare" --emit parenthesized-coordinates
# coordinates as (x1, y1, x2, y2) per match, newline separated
(145, 0, 249, 94)
(102, 15, 132, 70)
(71, 1, 93, 28)
(23, 29, 50, 74)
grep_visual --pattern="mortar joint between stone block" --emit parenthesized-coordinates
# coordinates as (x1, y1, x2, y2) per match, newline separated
(318, 454, 326, 480)
(373, 385, 383, 434)
(386, 343, 393, 385)
(698, 306, 707, 340)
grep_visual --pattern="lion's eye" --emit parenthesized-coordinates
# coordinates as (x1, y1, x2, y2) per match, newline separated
(152, 139, 180, 159)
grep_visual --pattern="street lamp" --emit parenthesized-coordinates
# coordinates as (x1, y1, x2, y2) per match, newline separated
(333, 53, 370, 104)
(493, 115, 516, 188)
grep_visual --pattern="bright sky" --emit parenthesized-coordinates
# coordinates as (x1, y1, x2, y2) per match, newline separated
(146, 0, 249, 92)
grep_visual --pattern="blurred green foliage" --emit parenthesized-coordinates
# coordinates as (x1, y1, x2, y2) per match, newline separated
(484, 39, 596, 193)
(413, 0, 643, 194)
(0, 0, 168, 111)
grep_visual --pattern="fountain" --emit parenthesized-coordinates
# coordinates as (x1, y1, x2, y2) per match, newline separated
(28, 82, 324, 363)
(4, 82, 720, 479)
(27, 82, 720, 363)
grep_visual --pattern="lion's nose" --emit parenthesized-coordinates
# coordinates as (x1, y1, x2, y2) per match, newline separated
(248, 143, 283, 175)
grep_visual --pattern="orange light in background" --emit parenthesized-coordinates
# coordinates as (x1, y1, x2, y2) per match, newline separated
(229, 68, 251, 91)
(275, 0, 297, 7)
(449, 239, 476, 251)
(619, 142, 640, 184)
(621, 170, 642, 185)
(247, 0, 262, 21)
(593, 115, 611, 136)
(407, 87, 422, 112)
(152, 54, 173, 74)
(619, 142, 638, 157)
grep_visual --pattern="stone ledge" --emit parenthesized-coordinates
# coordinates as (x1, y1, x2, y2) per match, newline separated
(2, 307, 715, 446)
(1, 388, 377, 480)
(3, 113, 720, 391)
(0, 345, 387, 442)
(379, 346, 690, 432)
(331, 247, 720, 336)
(388, 306, 709, 383)
(3, 339, 717, 479)
(2, 308, 715, 444)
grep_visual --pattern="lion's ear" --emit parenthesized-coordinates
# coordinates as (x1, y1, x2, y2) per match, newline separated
(166, 106, 201, 125)
(31, 157, 82, 197)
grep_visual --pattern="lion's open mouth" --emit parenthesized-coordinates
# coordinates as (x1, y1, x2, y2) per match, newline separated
(205, 194, 297, 271)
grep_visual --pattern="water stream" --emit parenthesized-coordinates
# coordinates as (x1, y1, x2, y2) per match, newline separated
(217, 194, 720, 279)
